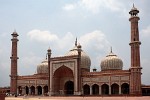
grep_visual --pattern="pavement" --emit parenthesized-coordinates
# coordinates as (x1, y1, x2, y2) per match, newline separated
(5, 96, 150, 100)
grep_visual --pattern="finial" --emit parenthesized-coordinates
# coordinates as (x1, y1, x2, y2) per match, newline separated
(110, 46, 113, 53)
(77, 43, 82, 49)
(46, 53, 47, 60)
(12, 29, 18, 37)
(75, 37, 77, 46)
(47, 47, 51, 53)
(133, 3, 135, 8)
(47, 47, 52, 57)
(129, 3, 139, 16)
(13, 29, 17, 34)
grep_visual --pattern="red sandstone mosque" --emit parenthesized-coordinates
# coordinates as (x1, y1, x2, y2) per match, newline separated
(9, 5, 150, 96)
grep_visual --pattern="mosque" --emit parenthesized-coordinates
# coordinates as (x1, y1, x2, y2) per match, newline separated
(9, 5, 150, 96)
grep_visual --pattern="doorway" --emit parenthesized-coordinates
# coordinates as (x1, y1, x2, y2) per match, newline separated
(64, 81, 74, 95)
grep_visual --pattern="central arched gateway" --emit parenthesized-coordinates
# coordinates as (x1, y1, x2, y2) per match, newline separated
(53, 65, 74, 95)
(65, 81, 74, 95)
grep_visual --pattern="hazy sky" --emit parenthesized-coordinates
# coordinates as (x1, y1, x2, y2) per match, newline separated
(0, 0, 150, 87)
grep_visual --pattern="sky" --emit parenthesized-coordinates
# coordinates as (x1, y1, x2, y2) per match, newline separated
(0, 0, 150, 87)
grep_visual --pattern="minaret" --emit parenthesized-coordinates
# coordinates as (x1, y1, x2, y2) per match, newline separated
(77, 43, 82, 95)
(10, 30, 19, 95)
(47, 48, 51, 96)
(129, 4, 142, 95)
(75, 37, 77, 46)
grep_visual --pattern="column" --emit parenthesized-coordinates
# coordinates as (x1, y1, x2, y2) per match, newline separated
(119, 85, 121, 95)
(109, 86, 111, 95)
(29, 87, 31, 95)
(49, 63, 53, 96)
(99, 86, 101, 95)
(90, 86, 92, 95)
(22, 87, 25, 95)
(42, 87, 44, 95)
(81, 87, 83, 95)
(35, 88, 38, 95)
(74, 60, 78, 95)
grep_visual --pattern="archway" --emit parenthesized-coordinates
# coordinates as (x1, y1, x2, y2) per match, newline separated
(64, 81, 74, 95)
(18, 86, 22, 95)
(101, 84, 109, 95)
(53, 66, 74, 95)
(111, 83, 119, 94)
(121, 83, 129, 94)
(25, 86, 29, 95)
(43, 85, 48, 94)
(83, 84, 90, 95)
(37, 86, 42, 95)
(92, 84, 99, 95)
(30, 86, 35, 95)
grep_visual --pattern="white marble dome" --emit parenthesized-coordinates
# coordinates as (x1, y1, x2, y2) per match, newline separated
(100, 50, 123, 71)
(65, 44, 91, 70)
(37, 60, 48, 74)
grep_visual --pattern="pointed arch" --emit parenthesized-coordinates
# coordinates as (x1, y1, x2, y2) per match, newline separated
(101, 84, 109, 95)
(121, 83, 129, 94)
(64, 81, 74, 95)
(37, 86, 42, 95)
(53, 65, 74, 95)
(25, 86, 29, 95)
(92, 84, 99, 95)
(83, 84, 90, 95)
(111, 83, 119, 94)
(30, 86, 35, 95)
(18, 86, 22, 95)
(43, 85, 48, 94)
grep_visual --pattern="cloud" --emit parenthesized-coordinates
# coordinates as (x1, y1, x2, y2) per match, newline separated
(19, 52, 42, 75)
(79, 30, 110, 50)
(0, 47, 10, 87)
(56, 32, 74, 50)
(27, 29, 58, 43)
(0, 48, 2, 54)
(63, 4, 76, 11)
(0, 61, 10, 87)
(26, 29, 110, 69)
(81, 0, 127, 14)
(141, 25, 150, 37)
(141, 59, 150, 85)
(27, 29, 75, 56)
(63, 0, 126, 14)
(79, 30, 111, 69)
(79, 0, 103, 13)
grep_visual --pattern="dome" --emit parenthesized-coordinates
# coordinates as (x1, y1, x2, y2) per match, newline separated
(37, 60, 48, 74)
(100, 49, 123, 71)
(65, 39, 91, 70)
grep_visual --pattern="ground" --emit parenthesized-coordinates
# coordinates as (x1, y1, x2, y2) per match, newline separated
(5, 96, 150, 100)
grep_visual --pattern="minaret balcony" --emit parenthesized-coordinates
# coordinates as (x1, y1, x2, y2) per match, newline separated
(129, 41, 141, 46)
